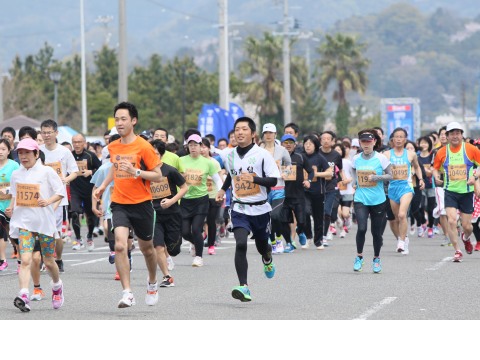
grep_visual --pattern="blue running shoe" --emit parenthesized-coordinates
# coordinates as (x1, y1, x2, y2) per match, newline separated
(353, 256, 364, 272)
(284, 243, 295, 253)
(298, 233, 307, 246)
(108, 251, 115, 264)
(231, 285, 252, 302)
(372, 258, 382, 273)
(263, 261, 276, 278)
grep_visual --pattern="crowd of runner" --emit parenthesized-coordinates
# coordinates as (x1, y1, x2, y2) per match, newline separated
(1, 101, 479, 311)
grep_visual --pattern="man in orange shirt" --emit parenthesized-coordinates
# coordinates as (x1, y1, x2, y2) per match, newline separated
(94, 102, 163, 308)
(432, 121, 480, 262)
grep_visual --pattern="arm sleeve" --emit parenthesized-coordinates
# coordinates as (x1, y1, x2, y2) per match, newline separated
(252, 176, 277, 187)
(221, 173, 232, 192)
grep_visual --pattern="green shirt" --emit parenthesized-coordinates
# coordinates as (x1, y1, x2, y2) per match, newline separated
(162, 151, 180, 170)
(179, 155, 218, 199)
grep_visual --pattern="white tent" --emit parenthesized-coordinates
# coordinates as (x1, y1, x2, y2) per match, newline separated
(56, 126, 79, 145)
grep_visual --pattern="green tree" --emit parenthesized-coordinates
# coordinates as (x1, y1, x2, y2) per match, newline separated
(317, 33, 370, 136)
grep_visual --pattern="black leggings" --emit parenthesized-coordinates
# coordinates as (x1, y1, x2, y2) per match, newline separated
(354, 201, 386, 257)
(182, 214, 206, 257)
(72, 209, 95, 240)
(207, 199, 220, 247)
(472, 217, 480, 242)
(410, 187, 425, 227)
(304, 192, 325, 246)
(233, 227, 271, 285)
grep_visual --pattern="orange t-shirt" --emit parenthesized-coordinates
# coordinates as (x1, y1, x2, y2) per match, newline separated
(433, 142, 480, 170)
(108, 136, 161, 204)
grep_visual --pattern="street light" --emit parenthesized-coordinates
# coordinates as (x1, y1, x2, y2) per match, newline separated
(49, 71, 62, 124)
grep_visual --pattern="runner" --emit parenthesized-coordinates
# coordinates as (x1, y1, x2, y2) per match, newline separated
(0, 139, 19, 271)
(351, 130, 392, 273)
(150, 140, 187, 287)
(279, 134, 313, 252)
(39, 119, 79, 272)
(302, 134, 332, 250)
(70, 133, 102, 251)
(93, 102, 162, 308)
(215, 116, 280, 302)
(432, 121, 480, 262)
(417, 136, 436, 238)
(383, 127, 424, 255)
(334, 143, 354, 238)
(200, 137, 223, 255)
(179, 134, 223, 267)
(7, 138, 66, 312)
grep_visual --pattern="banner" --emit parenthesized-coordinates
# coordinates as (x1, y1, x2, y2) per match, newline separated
(197, 103, 243, 145)
(381, 98, 420, 141)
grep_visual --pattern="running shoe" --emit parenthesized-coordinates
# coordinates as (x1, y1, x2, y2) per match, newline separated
(323, 236, 329, 247)
(263, 260, 276, 279)
(291, 241, 297, 250)
(276, 240, 284, 253)
(403, 237, 410, 255)
(219, 225, 226, 238)
(298, 233, 307, 246)
(192, 256, 204, 267)
(461, 232, 473, 254)
(343, 225, 349, 234)
(208, 246, 216, 255)
(417, 226, 426, 238)
(30, 288, 45, 301)
(145, 281, 158, 306)
(108, 251, 116, 264)
(427, 228, 434, 238)
(86, 239, 95, 252)
(433, 226, 440, 234)
(271, 242, 278, 254)
(159, 275, 175, 287)
(475, 242, 480, 252)
(339, 229, 346, 238)
(118, 290, 136, 308)
(316, 243, 325, 250)
(0, 261, 8, 271)
(51, 282, 64, 310)
(72, 240, 84, 250)
(396, 239, 405, 253)
(353, 256, 364, 272)
(55, 260, 64, 273)
(409, 225, 415, 235)
(14, 293, 30, 312)
(453, 250, 463, 263)
(114, 271, 120, 281)
(283, 243, 295, 253)
(231, 285, 252, 302)
(440, 237, 452, 246)
(326, 231, 333, 241)
(302, 239, 313, 249)
(166, 256, 175, 271)
(329, 225, 337, 236)
(372, 258, 382, 273)
(98, 227, 104, 236)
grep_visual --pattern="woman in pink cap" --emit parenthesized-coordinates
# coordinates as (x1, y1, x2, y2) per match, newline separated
(5, 138, 66, 312)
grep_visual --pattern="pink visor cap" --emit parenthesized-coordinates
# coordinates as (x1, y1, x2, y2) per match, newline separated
(16, 138, 40, 151)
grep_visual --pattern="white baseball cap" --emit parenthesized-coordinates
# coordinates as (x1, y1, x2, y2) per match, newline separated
(446, 121, 464, 133)
(262, 123, 277, 133)
(351, 138, 360, 147)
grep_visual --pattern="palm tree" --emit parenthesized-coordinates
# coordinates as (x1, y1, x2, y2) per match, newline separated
(239, 32, 307, 128)
(317, 33, 370, 136)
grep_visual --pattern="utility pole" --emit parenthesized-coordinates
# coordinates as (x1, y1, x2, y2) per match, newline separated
(80, 0, 88, 134)
(181, 66, 186, 136)
(118, 0, 128, 102)
(282, 0, 292, 125)
(218, 0, 229, 110)
(0, 65, 3, 123)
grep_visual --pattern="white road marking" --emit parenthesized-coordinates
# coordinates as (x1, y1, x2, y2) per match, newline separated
(353, 297, 397, 320)
(70, 258, 108, 266)
(425, 257, 453, 271)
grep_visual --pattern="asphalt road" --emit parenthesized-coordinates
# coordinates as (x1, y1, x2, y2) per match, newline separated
(1, 224, 479, 320)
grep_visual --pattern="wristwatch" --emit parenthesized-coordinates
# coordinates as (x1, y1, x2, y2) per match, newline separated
(134, 169, 141, 178)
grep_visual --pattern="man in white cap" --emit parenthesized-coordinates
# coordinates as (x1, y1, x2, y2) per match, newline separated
(432, 121, 480, 262)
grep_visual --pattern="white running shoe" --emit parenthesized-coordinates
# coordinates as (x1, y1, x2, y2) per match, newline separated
(396, 238, 405, 253)
(192, 256, 204, 267)
(72, 240, 84, 250)
(166, 256, 175, 271)
(145, 281, 158, 306)
(302, 239, 313, 249)
(276, 240, 285, 253)
(409, 225, 415, 235)
(189, 244, 196, 257)
(118, 291, 136, 308)
(403, 237, 410, 255)
(87, 239, 95, 252)
(323, 236, 329, 247)
(339, 229, 346, 238)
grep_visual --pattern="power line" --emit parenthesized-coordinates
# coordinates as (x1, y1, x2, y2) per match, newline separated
(144, 0, 217, 24)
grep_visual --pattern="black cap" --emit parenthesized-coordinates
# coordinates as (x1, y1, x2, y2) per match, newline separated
(359, 133, 375, 141)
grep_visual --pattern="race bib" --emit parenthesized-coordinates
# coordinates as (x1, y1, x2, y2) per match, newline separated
(448, 164, 467, 181)
(206, 178, 214, 192)
(357, 170, 376, 188)
(16, 183, 40, 207)
(281, 165, 297, 181)
(76, 160, 88, 174)
(184, 168, 203, 186)
(45, 161, 63, 178)
(113, 155, 136, 179)
(150, 177, 171, 199)
(234, 172, 261, 198)
(0, 182, 12, 200)
(392, 164, 408, 180)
